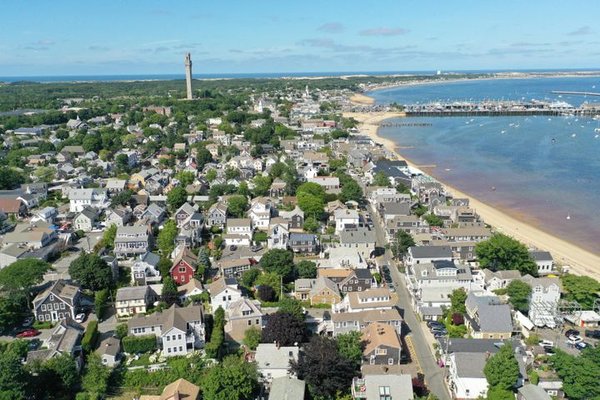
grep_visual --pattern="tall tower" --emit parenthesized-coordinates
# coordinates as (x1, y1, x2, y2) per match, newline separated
(184, 53, 193, 100)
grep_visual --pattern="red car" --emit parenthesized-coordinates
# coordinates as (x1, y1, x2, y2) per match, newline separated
(16, 328, 40, 338)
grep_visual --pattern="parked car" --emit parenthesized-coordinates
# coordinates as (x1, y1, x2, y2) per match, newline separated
(427, 321, 445, 329)
(16, 328, 40, 338)
(568, 334, 583, 343)
(21, 316, 34, 327)
(565, 329, 580, 338)
(75, 313, 86, 323)
(585, 330, 600, 339)
(543, 346, 556, 355)
(433, 331, 446, 338)
(575, 342, 588, 350)
(539, 340, 554, 347)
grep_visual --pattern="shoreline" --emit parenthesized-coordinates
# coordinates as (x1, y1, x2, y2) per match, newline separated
(344, 111, 600, 281)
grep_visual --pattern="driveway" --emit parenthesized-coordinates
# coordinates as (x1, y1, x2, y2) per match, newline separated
(370, 206, 451, 400)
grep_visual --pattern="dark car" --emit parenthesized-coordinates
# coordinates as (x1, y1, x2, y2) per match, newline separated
(565, 329, 580, 338)
(433, 331, 447, 338)
(427, 321, 445, 329)
(585, 330, 600, 339)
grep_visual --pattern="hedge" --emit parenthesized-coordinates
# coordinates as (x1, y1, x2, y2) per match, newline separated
(122, 334, 157, 354)
(82, 320, 99, 353)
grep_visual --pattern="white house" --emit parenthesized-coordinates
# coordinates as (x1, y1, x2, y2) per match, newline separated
(448, 352, 489, 399)
(529, 251, 555, 276)
(68, 188, 108, 212)
(115, 286, 156, 318)
(248, 198, 272, 231)
(522, 275, 561, 328)
(255, 343, 299, 382)
(208, 277, 242, 311)
(127, 304, 205, 357)
(334, 209, 359, 233)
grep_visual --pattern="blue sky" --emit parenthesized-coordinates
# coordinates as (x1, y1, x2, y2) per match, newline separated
(1, 0, 599, 76)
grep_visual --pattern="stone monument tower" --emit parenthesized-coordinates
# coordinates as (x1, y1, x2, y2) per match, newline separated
(184, 53, 193, 100)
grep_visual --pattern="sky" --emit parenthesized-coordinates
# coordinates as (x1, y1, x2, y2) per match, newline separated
(1, 0, 599, 76)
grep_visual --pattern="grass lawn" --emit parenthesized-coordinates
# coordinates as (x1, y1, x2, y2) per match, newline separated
(128, 353, 152, 367)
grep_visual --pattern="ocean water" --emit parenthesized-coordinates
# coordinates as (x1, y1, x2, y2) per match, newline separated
(371, 78, 600, 255)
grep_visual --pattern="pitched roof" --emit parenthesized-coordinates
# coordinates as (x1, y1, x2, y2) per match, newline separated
(127, 304, 203, 332)
(116, 286, 150, 302)
(408, 245, 453, 259)
(207, 277, 239, 295)
(452, 352, 488, 378)
(171, 246, 198, 271)
(159, 378, 200, 400)
(255, 343, 299, 370)
(268, 376, 305, 400)
(0, 198, 23, 213)
(362, 322, 402, 355)
(33, 280, 79, 308)
(529, 251, 553, 262)
(339, 227, 376, 244)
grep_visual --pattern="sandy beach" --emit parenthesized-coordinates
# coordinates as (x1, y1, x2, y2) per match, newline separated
(349, 93, 376, 105)
(344, 110, 600, 281)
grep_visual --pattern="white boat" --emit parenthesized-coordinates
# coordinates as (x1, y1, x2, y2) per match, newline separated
(566, 214, 571, 220)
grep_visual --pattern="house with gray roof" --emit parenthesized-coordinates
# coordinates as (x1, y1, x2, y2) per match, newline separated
(114, 225, 151, 258)
(73, 207, 97, 232)
(352, 373, 413, 400)
(465, 293, 513, 339)
(338, 227, 376, 259)
(447, 352, 489, 399)
(518, 384, 552, 400)
(268, 376, 306, 400)
(482, 269, 522, 291)
(127, 304, 205, 357)
(289, 232, 318, 254)
(27, 320, 84, 370)
(33, 280, 81, 323)
(96, 336, 121, 368)
(404, 245, 453, 267)
(255, 343, 299, 382)
(131, 252, 161, 285)
(68, 188, 108, 212)
(529, 251, 555, 276)
(116, 285, 157, 318)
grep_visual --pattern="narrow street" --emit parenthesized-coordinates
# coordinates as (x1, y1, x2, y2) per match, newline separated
(370, 207, 451, 400)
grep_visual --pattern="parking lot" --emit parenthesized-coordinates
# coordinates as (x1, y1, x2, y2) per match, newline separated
(535, 326, 598, 355)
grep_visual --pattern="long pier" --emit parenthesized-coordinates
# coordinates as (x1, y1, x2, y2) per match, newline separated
(551, 90, 600, 97)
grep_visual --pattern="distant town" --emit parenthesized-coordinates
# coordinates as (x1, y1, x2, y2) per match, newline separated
(0, 55, 599, 400)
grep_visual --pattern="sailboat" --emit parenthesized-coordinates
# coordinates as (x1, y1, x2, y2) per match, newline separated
(566, 214, 571, 220)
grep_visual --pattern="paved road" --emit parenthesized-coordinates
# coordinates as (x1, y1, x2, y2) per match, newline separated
(370, 205, 451, 400)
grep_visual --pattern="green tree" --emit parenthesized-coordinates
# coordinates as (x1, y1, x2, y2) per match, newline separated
(372, 172, 391, 187)
(175, 171, 196, 186)
(550, 348, 600, 400)
(0, 167, 25, 190)
(205, 169, 217, 182)
(196, 148, 214, 169)
(202, 355, 258, 400)
(251, 175, 272, 197)
(109, 189, 133, 207)
(255, 272, 282, 301)
(475, 234, 537, 275)
(227, 195, 248, 218)
(302, 216, 319, 233)
(291, 336, 358, 399)
(297, 192, 325, 220)
(259, 249, 295, 282)
(102, 224, 117, 249)
(241, 268, 261, 288)
(69, 253, 113, 291)
(336, 331, 364, 366)
(162, 276, 179, 306)
(0, 344, 28, 399)
(297, 182, 326, 199)
(487, 386, 515, 400)
(157, 220, 178, 256)
(0, 259, 51, 306)
(167, 186, 188, 212)
(33, 166, 56, 183)
(32, 354, 79, 400)
(390, 230, 415, 259)
(340, 179, 363, 203)
(484, 343, 519, 390)
(506, 280, 531, 313)
(278, 297, 305, 321)
(94, 289, 109, 321)
(450, 288, 468, 314)
(0, 296, 24, 332)
(243, 326, 262, 350)
(296, 260, 317, 279)
(561, 274, 600, 309)
(261, 312, 306, 346)
(423, 213, 444, 227)
(81, 354, 111, 398)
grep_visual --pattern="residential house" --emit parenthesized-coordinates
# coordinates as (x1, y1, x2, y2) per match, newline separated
(33, 280, 81, 323)
(268, 218, 290, 250)
(465, 293, 513, 339)
(518, 385, 552, 400)
(278, 206, 304, 230)
(68, 188, 108, 212)
(105, 179, 127, 193)
(26, 320, 84, 370)
(115, 285, 157, 318)
(141, 203, 166, 225)
(96, 336, 121, 368)
(218, 258, 256, 277)
(351, 374, 413, 400)
(208, 277, 242, 310)
(73, 207, 97, 232)
(178, 278, 205, 302)
(483, 269, 521, 291)
(385, 215, 429, 238)
(338, 227, 376, 259)
(334, 209, 360, 233)
(114, 225, 151, 258)
(2, 222, 58, 250)
(334, 288, 396, 314)
(255, 343, 299, 382)
(521, 275, 561, 328)
(361, 323, 402, 366)
(131, 252, 161, 285)
(224, 297, 264, 342)
(307, 176, 340, 194)
(105, 207, 132, 227)
(31, 206, 58, 224)
(331, 308, 403, 337)
(441, 227, 492, 242)
(170, 246, 198, 285)
(529, 251, 555, 276)
(127, 304, 205, 357)
(269, 178, 287, 198)
(249, 197, 272, 231)
(269, 376, 306, 400)
(404, 245, 453, 268)
(294, 277, 341, 305)
(288, 232, 318, 254)
(339, 269, 376, 293)
(565, 310, 600, 328)
(174, 203, 198, 226)
(0, 198, 26, 217)
(139, 379, 200, 400)
(447, 352, 489, 399)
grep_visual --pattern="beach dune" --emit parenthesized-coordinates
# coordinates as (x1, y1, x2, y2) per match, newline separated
(344, 110, 600, 281)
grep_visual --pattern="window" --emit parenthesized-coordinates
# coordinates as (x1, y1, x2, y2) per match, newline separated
(166, 336, 170, 341)
(248, 320, 252, 326)
(179, 267, 186, 273)
(179, 346, 183, 352)
(41, 304, 46, 311)
(256, 319, 259, 325)
(49, 295, 54, 301)
(54, 303, 59, 310)
(60, 303, 65, 310)
(178, 334, 182, 340)
(388, 358, 394, 365)
(376, 348, 387, 355)
(168, 347, 171, 353)
(379, 386, 391, 400)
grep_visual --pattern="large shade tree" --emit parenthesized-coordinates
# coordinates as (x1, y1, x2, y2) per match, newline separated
(68, 253, 113, 291)
(475, 233, 537, 275)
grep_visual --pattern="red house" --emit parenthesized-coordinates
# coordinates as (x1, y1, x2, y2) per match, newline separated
(169, 247, 198, 285)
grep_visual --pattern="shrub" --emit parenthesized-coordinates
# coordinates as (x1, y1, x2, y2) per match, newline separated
(82, 320, 99, 353)
(33, 320, 54, 330)
(122, 334, 157, 354)
(95, 289, 109, 320)
(116, 323, 129, 339)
